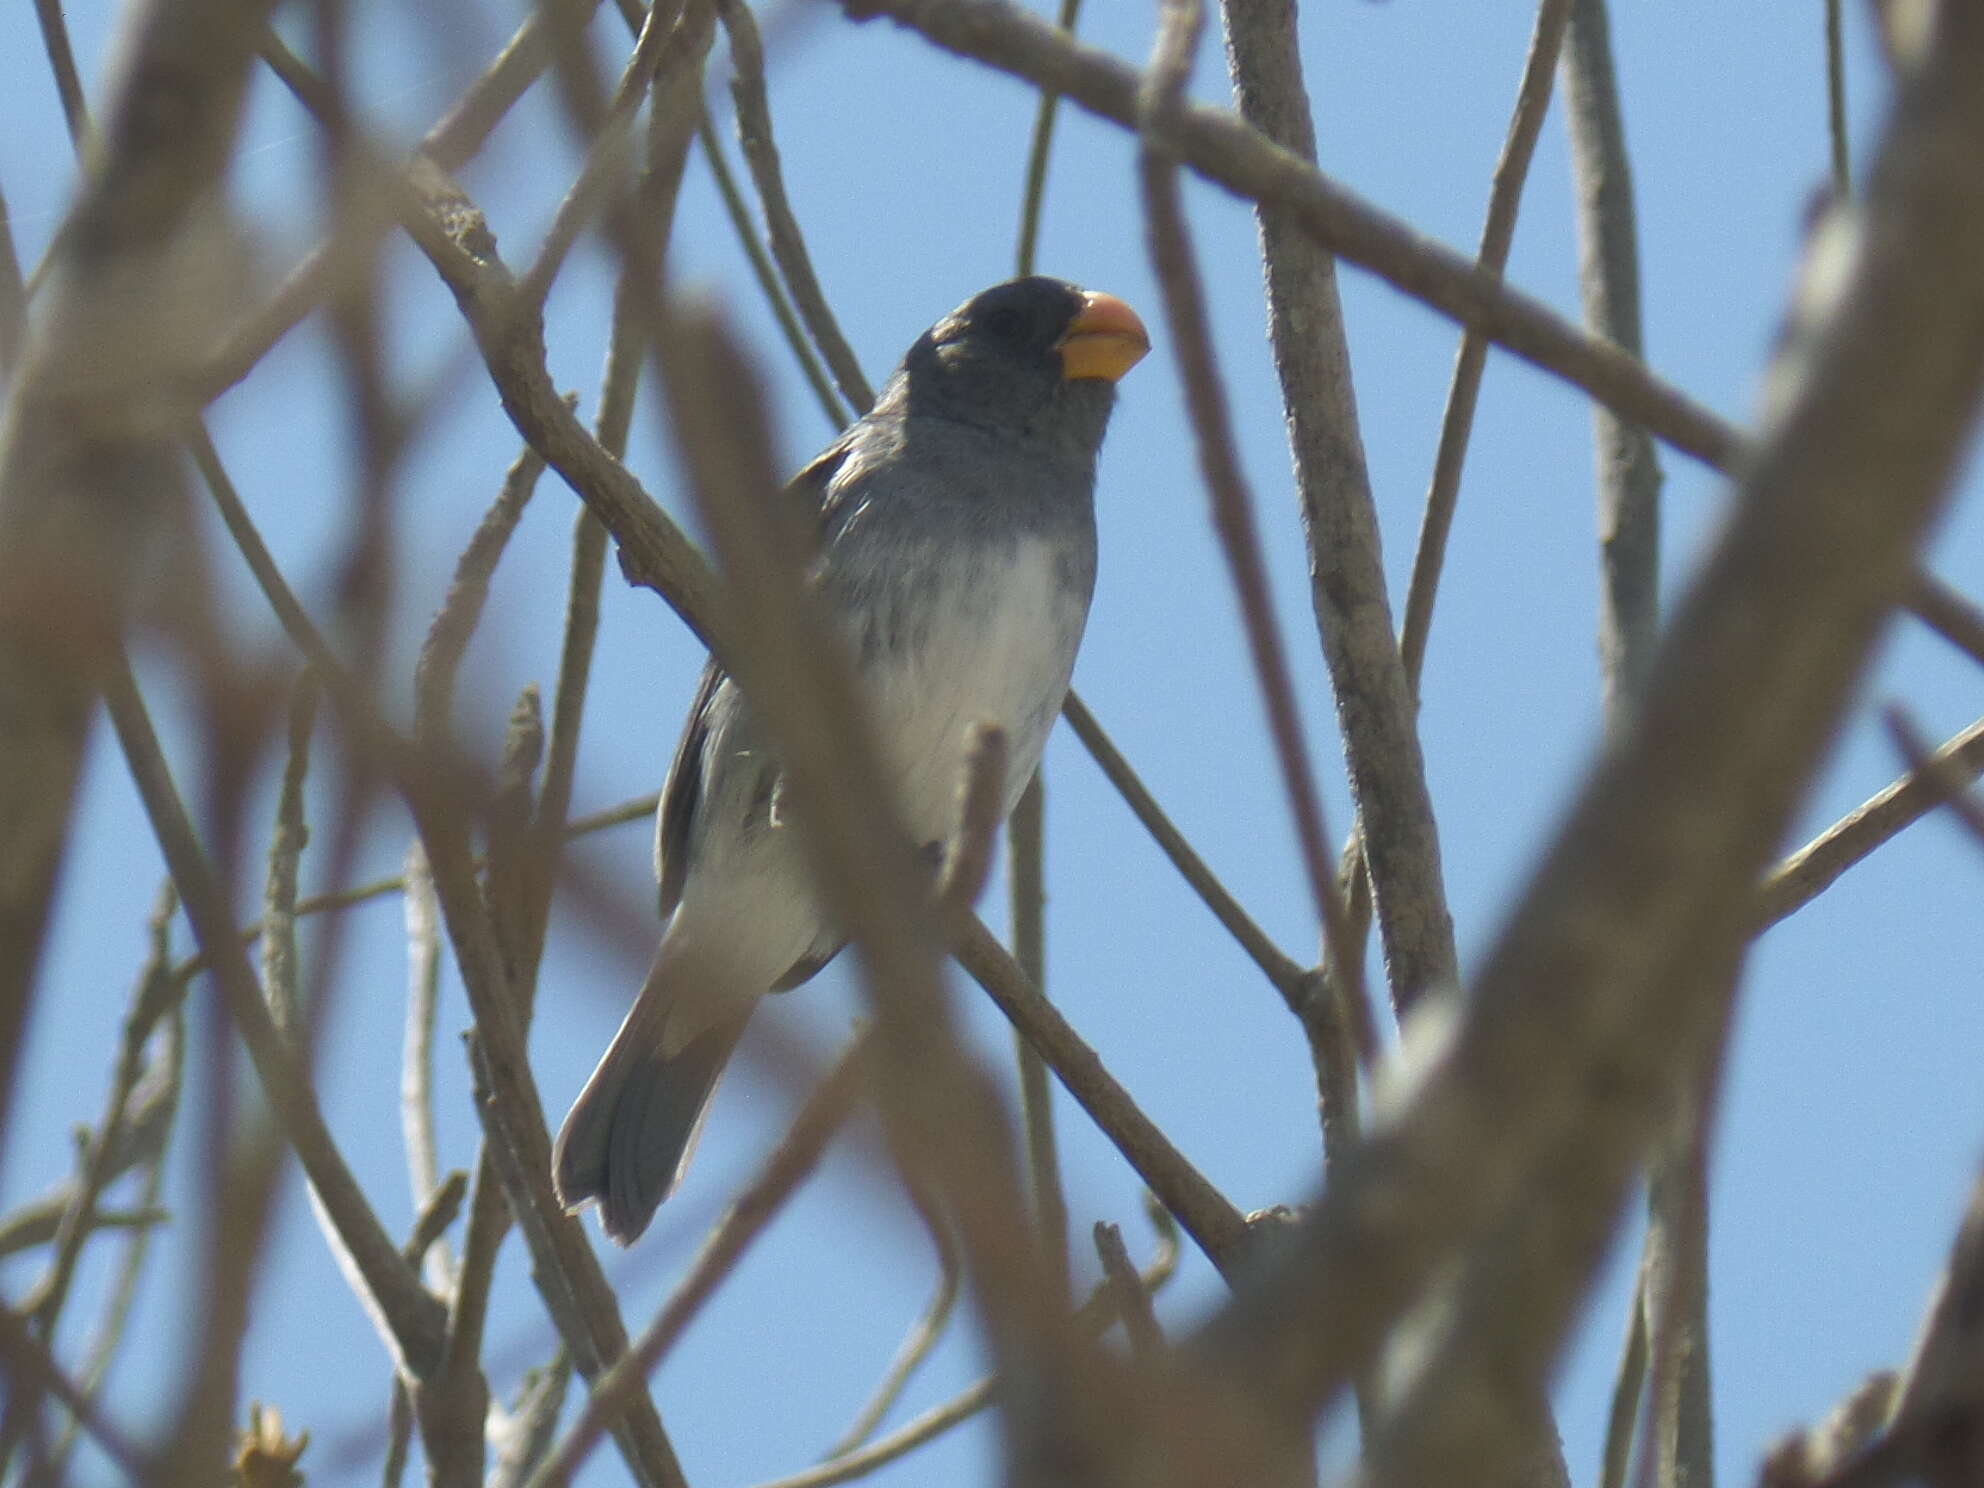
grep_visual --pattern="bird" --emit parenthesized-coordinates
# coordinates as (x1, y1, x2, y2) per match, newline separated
(552, 276, 1149, 1244)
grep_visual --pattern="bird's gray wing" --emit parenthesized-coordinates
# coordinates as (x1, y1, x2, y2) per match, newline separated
(653, 657, 723, 919)
(793, 438, 860, 543)
(653, 438, 855, 919)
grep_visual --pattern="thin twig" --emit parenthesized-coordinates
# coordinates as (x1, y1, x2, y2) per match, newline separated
(31, 0, 88, 146)
(100, 651, 448, 1378)
(516, 0, 685, 311)
(0, 0, 280, 1203)
(384, 1169, 469, 1488)
(1636, 1065, 1717, 1488)
(203, 1, 604, 398)
(413, 442, 549, 744)
(24, 883, 179, 1335)
(0, 1307, 144, 1477)
(1013, 0, 1084, 276)
(1565, 0, 1664, 734)
(1886, 1166, 1984, 1446)
(1598, 1268, 1649, 1488)
(491, 1351, 575, 1488)
(262, 672, 320, 1036)
(488, 686, 547, 981)
(1008, 33, 1075, 1284)
(1757, 712, 1984, 926)
(819, 736, 995, 1454)
(1827, 0, 1851, 194)
(0, 1203, 168, 1259)
(1185, 3, 1984, 1442)
(525, 1038, 871, 1488)
(423, 6, 576, 175)
(0, 185, 25, 373)
(1910, 574, 1984, 674)
(401, 837, 450, 1289)
(749, 1216, 1181, 1488)
(698, 107, 850, 431)
(952, 915, 1249, 1276)
(1884, 708, 1984, 852)
(1061, 693, 1308, 1004)
(1223, 0, 1461, 1037)
(1562, 5, 1700, 1487)
(935, 726, 1008, 908)
(168, 789, 663, 984)
(842, 0, 1742, 470)
(1139, 0, 1369, 1067)
(45, 992, 182, 1476)
(384, 1385, 414, 1488)
(1399, 0, 1574, 691)
(1094, 1221, 1163, 1359)
(1007, 0, 1076, 1240)
(1005, 776, 1068, 1300)
(713, 0, 875, 412)
(438, 896, 688, 1485)
(408, 1170, 470, 1265)
(824, 1174, 962, 1458)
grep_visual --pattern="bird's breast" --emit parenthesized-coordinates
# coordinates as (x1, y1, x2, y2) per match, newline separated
(847, 532, 1093, 842)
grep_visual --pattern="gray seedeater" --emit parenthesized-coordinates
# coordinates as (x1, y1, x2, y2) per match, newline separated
(554, 277, 1148, 1242)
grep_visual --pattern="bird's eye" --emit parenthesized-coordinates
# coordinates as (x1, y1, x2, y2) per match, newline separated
(982, 306, 1025, 340)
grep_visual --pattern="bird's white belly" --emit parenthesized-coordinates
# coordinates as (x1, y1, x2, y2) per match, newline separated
(865, 536, 1085, 843)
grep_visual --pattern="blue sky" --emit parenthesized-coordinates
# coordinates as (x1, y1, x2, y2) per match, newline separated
(5, 2, 1983, 1485)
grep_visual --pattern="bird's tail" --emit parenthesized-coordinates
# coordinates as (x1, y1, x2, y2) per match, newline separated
(552, 959, 751, 1245)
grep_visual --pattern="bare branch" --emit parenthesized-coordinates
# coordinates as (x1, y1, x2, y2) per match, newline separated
(515, 0, 689, 312)
(1006, 776, 1067, 1297)
(824, 1174, 962, 1458)
(1219, 0, 1459, 1025)
(491, 1351, 574, 1488)
(101, 652, 448, 1379)
(1599, 1270, 1650, 1488)
(43, 996, 182, 1477)
(0, 1306, 144, 1478)
(1095, 1221, 1163, 1360)
(1184, 3, 1984, 1446)
(202, 1, 608, 399)
(1757, 712, 1984, 926)
(1060, 694, 1309, 1011)
(525, 1038, 870, 1488)
(953, 915, 1250, 1276)
(1398, 0, 1573, 690)
(1910, 574, 1984, 674)
(0, 0, 279, 1188)
(1882, 1166, 1984, 1482)
(1013, 0, 1085, 277)
(30, 0, 88, 146)
(0, 186, 24, 373)
(413, 442, 548, 746)
(401, 838, 450, 1288)
(840, 0, 1743, 470)
(747, 1216, 1181, 1488)
(1140, 0, 1369, 1052)
(1565, 0, 1664, 734)
(1826, 0, 1852, 193)
(699, 114, 849, 430)
(22, 883, 179, 1335)
(713, 0, 875, 413)
(1883, 708, 1984, 853)
(1561, 5, 1702, 1485)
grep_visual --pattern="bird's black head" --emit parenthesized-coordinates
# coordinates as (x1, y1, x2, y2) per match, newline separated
(890, 277, 1149, 457)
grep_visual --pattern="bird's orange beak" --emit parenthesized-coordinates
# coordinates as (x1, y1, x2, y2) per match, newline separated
(1056, 291, 1150, 382)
